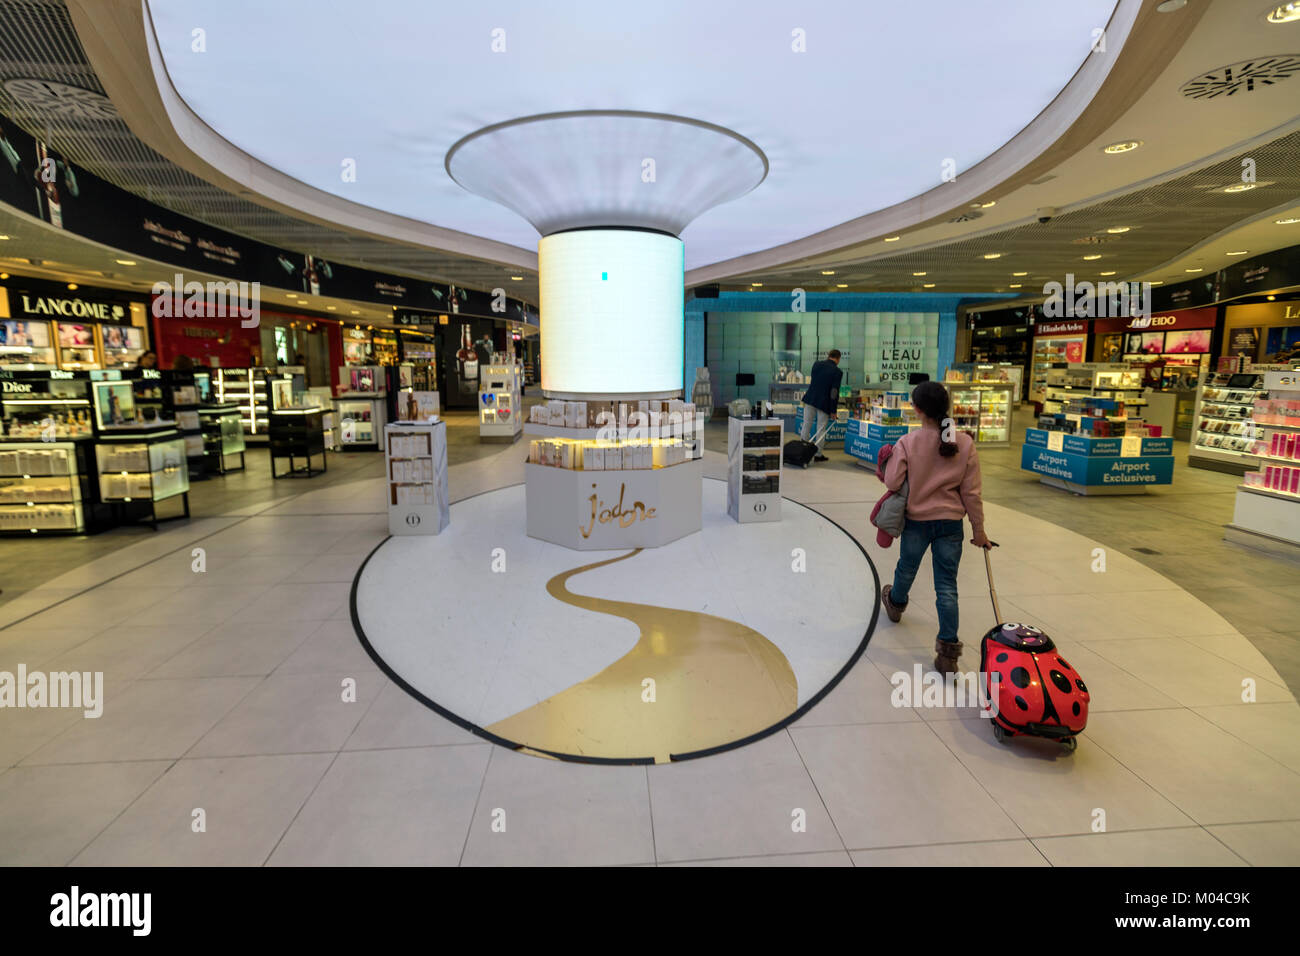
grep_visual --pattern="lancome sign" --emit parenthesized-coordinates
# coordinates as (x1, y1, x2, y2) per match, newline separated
(14, 292, 128, 323)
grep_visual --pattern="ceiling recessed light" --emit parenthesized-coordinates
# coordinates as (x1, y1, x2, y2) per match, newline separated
(982, 253, 1002, 260)
(326, 306, 336, 310)
(1099, 271, 1117, 276)
(1268, 295, 1277, 301)
(1012, 271, 1028, 277)
(0, 235, 10, 241)
(0, 273, 8, 280)
(1083, 254, 1102, 261)
(821, 270, 835, 275)
(751, 282, 763, 287)
(1223, 183, 1256, 193)
(883, 236, 901, 242)
(1226, 250, 1250, 256)
(1150, 280, 1164, 285)
(923, 283, 935, 288)
(509, 275, 523, 281)
(114, 259, 136, 266)
(1276, 217, 1300, 225)
(1156, 0, 1187, 12)
(286, 292, 297, 297)
(836, 283, 848, 288)
(912, 271, 927, 276)
(980, 201, 996, 208)
(66, 283, 77, 290)
(1009, 283, 1022, 289)
(1103, 140, 1142, 154)
(1266, 3, 1300, 24)
(351, 310, 360, 315)
(1106, 226, 1130, 234)
(1185, 267, 1203, 273)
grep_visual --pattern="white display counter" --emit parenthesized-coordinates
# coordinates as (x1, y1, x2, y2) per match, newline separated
(525, 459, 702, 550)
(479, 364, 522, 443)
(727, 417, 782, 523)
(384, 421, 449, 535)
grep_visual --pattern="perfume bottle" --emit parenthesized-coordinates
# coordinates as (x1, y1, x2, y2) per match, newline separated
(457, 326, 478, 382)
(34, 141, 63, 229)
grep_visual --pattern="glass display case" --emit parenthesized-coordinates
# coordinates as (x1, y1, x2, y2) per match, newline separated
(95, 428, 190, 527)
(1, 377, 94, 440)
(268, 407, 326, 478)
(949, 383, 1012, 446)
(0, 439, 91, 534)
(0, 319, 56, 368)
(478, 364, 522, 443)
(91, 378, 173, 431)
(199, 404, 246, 474)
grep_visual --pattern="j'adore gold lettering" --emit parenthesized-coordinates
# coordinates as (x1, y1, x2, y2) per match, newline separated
(580, 483, 658, 538)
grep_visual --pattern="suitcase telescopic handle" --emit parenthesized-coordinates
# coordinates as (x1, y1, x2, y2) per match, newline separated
(981, 541, 1001, 626)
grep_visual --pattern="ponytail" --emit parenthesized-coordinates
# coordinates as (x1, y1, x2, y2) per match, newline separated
(911, 381, 959, 457)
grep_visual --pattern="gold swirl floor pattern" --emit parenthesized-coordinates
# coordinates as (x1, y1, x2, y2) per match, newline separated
(486, 548, 798, 763)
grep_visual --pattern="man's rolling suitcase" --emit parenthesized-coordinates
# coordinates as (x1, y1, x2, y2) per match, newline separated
(978, 544, 1089, 752)
(782, 419, 833, 469)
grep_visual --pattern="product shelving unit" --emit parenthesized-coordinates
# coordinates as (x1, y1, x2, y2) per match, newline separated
(198, 403, 246, 475)
(1188, 371, 1267, 475)
(267, 406, 327, 478)
(384, 421, 449, 535)
(0, 439, 93, 534)
(727, 416, 782, 523)
(214, 367, 270, 441)
(335, 365, 386, 451)
(1042, 364, 1147, 420)
(844, 395, 919, 468)
(94, 425, 190, 528)
(1030, 333, 1086, 404)
(1227, 370, 1300, 558)
(478, 364, 522, 443)
(949, 383, 1013, 446)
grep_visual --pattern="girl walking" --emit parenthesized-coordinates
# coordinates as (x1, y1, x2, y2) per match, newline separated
(880, 381, 992, 674)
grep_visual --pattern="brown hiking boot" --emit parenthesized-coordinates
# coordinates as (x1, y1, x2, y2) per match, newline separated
(934, 639, 963, 675)
(881, 585, 905, 623)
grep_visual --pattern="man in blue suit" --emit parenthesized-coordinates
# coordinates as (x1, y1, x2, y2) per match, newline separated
(800, 349, 842, 462)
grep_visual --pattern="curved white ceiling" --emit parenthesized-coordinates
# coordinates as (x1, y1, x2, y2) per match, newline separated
(148, 0, 1118, 270)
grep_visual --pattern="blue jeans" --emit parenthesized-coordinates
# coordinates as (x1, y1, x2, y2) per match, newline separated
(891, 518, 964, 643)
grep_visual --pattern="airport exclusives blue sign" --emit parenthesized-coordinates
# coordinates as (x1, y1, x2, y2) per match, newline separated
(845, 420, 909, 465)
(1020, 445, 1174, 486)
(794, 408, 847, 444)
(1023, 428, 1173, 458)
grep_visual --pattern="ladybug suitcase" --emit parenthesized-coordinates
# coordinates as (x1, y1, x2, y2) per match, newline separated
(978, 544, 1089, 752)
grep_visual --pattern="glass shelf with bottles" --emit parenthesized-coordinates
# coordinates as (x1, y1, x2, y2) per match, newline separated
(1, 396, 94, 439)
(950, 384, 1012, 446)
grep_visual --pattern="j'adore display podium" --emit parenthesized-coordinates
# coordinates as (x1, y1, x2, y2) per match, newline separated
(520, 228, 703, 551)
(384, 420, 449, 535)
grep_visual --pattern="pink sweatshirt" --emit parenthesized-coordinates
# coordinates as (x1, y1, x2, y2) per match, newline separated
(883, 425, 986, 535)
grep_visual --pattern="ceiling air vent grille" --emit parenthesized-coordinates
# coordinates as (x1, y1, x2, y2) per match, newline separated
(1180, 55, 1300, 99)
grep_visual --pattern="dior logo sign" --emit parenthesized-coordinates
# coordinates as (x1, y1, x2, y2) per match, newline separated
(753, 502, 767, 513)
(405, 513, 421, 526)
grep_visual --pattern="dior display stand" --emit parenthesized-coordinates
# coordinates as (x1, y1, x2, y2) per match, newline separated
(384, 420, 449, 535)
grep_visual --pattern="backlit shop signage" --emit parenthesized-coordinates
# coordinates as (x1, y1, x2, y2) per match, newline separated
(1033, 321, 1087, 336)
(1092, 307, 1216, 334)
(13, 292, 128, 322)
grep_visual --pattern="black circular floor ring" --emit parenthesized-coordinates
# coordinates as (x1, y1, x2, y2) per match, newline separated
(349, 478, 881, 765)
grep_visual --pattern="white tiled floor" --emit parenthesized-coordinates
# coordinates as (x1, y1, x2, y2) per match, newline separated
(0, 443, 1297, 866)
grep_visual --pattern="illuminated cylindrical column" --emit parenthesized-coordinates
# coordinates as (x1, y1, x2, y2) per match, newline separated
(538, 228, 684, 400)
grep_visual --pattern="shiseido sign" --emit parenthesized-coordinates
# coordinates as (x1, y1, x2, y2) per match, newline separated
(13, 291, 127, 322)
